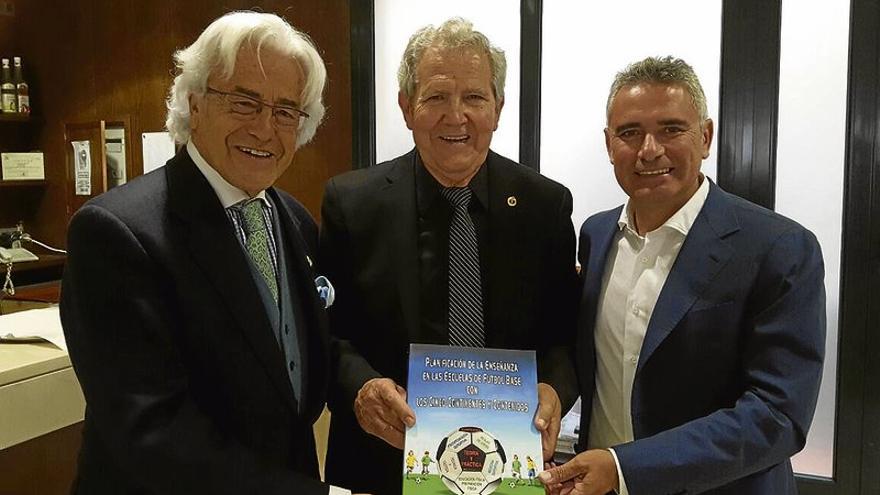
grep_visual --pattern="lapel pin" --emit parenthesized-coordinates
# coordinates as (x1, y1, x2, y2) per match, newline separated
(507, 196, 517, 207)
(306, 255, 313, 267)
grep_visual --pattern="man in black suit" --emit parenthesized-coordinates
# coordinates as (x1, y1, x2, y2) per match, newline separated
(61, 12, 365, 495)
(321, 17, 579, 495)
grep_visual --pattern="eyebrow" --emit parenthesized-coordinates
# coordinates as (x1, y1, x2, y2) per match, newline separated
(657, 118, 690, 126)
(464, 87, 490, 95)
(613, 118, 692, 134)
(613, 123, 641, 134)
(232, 85, 301, 108)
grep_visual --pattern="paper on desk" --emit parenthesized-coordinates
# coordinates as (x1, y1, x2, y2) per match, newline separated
(0, 306, 67, 351)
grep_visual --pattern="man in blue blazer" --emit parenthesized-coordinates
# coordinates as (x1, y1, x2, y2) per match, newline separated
(540, 56, 825, 494)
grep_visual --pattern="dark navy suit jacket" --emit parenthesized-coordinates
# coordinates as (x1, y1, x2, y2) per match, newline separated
(60, 150, 331, 495)
(576, 181, 825, 494)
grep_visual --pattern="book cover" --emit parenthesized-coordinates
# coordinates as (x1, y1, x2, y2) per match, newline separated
(403, 343, 544, 495)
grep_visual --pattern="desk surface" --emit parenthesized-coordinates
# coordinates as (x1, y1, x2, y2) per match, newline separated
(0, 341, 71, 387)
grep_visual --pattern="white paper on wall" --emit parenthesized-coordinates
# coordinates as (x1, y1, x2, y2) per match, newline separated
(142, 132, 176, 174)
(71, 140, 92, 196)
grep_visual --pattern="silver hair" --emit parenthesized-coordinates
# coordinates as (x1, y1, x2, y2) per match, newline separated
(165, 11, 326, 148)
(397, 17, 507, 101)
(606, 56, 709, 123)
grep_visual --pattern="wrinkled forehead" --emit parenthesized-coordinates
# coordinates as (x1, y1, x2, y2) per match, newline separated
(414, 45, 492, 85)
(210, 45, 304, 98)
(608, 82, 699, 123)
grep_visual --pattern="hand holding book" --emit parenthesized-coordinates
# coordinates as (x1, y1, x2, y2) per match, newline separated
(354, 377, 416, 449)
(534, 383, 563, 461)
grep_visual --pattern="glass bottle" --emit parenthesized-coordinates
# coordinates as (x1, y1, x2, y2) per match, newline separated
(1, 58, 16, 113)
(12, 57, 28, 115)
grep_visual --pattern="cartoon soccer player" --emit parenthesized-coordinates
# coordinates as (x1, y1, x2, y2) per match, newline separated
(526, 456, 536, 485)
(511, 454, 522, 484)
(405, 450, 417, 479)
(421, 451, 434, 475)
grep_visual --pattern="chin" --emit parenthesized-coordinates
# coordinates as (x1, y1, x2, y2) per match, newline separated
(443, 156, 483, 173)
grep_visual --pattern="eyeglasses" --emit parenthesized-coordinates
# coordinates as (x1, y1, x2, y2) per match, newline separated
(205, 87, 310, 128)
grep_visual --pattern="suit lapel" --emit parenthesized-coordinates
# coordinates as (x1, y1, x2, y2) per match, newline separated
(384, 152, 421, 338)
(165, 152, 297, 411)
(637, 183, 739, 373)
(484, 153, 523, 346)
(578, 209, 623, 337)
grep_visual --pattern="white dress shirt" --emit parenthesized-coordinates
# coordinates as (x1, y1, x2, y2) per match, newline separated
(188, 141, 352, 495)
(187, 140, 268, 207)
(587, 177, 709, 495)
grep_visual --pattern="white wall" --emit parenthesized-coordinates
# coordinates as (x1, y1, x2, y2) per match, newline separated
(373, 0, 845, 478)
(540, 0, 722, 231)
(777, 0, 849, 478)
(374, 0, 520, 164)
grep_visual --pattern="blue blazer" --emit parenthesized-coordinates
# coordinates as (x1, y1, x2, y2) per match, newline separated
(575, 181, 826, 494)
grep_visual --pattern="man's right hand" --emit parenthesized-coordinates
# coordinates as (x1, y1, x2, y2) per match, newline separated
(354, 378, 415, 449)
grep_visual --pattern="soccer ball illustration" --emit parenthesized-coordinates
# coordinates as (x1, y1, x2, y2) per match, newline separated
(436, 426, 507, 495)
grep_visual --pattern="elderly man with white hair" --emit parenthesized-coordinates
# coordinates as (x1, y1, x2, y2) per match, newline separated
(61, 11, 367, 495)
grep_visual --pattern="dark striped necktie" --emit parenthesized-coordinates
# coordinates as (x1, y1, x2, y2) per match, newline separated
(441, 186, 485, 348)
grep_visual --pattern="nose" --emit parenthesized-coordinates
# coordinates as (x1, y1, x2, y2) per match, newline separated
(638, 132, 664, 162)
(246, 107, 275, 141)
(443, 97, 467, 125)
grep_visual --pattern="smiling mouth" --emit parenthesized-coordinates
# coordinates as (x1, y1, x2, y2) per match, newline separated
(440, 134, 470, 144)
(637, 168, 672, 176)
(236, 146, 274, 158)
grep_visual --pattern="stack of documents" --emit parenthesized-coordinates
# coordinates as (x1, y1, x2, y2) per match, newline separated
(0, 306, 66, 351)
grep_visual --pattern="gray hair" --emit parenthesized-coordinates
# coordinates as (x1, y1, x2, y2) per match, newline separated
(607, 56, 708, 123)
(397, 17, 507, 101)
(165, 11, 327, 148)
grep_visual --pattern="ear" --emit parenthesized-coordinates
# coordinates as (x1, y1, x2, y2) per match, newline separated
(701, 118, 714, 159)
(493, 96, 505, 131)
(604, 127, 614, 164)
(398, 91, 414, 130)
(189, 92, 203, 131)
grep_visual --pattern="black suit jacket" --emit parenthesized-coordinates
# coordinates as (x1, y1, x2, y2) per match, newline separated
(60, 150, 331, 495)
(319, 150, 579, 494)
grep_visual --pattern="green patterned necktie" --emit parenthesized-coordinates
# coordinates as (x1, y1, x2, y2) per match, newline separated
(240, 199, 278, 302)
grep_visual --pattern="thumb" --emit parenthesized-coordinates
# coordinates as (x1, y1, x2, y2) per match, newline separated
(534, 401, 550, 431)
(538, 461, 579, 485)
(534, 383, 560, 431)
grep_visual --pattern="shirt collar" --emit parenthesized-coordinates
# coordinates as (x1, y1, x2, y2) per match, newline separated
(617, 174, 710, 236)
(187, 140, 268, 209)
(415, 151, 489, 214)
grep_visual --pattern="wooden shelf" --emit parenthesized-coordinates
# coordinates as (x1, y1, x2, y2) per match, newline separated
(0, 113, 32, 123)
(3, 280, 61, 303)
(3, 254, 66, 287)
(0, 179, 47, 188)
(10, 254, 66, 272)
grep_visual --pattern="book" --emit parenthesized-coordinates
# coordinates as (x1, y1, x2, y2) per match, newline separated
(403, 343, 544, 495)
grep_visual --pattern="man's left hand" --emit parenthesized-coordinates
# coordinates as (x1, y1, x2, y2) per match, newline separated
(534, 383, 562, 461)
(538, 449, 618, 495)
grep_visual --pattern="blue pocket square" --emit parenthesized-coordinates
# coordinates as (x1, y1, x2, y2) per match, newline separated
(314, 275, 335, 309)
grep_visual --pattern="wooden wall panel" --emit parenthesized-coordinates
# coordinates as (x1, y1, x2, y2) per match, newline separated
(10, 0, 351, 247)
(0, 422, 83, 495)
(0, 7, 14, 54)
